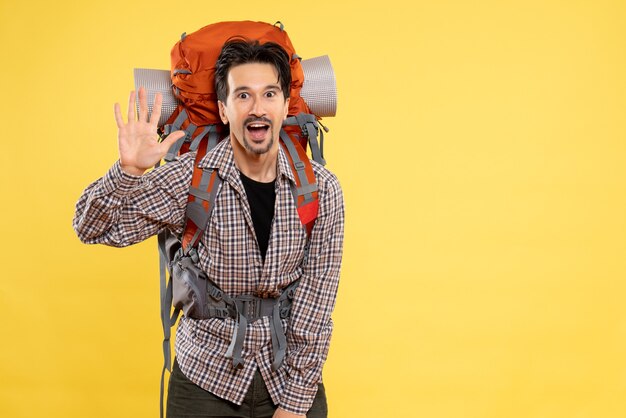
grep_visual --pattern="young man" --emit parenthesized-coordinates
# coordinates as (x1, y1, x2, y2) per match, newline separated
(73, 40, 344, 418)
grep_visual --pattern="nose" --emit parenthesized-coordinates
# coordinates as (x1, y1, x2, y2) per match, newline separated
(249, 96, 265, 117)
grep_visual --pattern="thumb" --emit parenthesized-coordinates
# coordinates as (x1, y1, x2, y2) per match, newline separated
(160, 130, 186, 153)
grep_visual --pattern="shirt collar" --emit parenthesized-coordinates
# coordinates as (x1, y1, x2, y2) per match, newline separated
(197, 137, 296, 184)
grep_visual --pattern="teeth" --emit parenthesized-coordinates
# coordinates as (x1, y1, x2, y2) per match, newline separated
(248, 123, 268, 128)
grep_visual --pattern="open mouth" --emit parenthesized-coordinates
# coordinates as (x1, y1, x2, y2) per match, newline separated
(246, 122, 271, 141)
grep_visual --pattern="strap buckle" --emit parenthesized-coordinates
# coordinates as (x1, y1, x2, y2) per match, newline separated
(208, 285, 223, 301)
(213, 307, 229, 318)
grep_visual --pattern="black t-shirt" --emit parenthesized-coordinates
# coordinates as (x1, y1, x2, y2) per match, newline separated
(239, 172, 276, 261)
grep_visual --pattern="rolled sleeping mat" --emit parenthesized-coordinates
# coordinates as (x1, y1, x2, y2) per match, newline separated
(134, 55, 337, 127)
(300, 55, 337, 118)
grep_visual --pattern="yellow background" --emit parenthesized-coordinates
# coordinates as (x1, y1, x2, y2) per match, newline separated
(1, 0, 625, 417)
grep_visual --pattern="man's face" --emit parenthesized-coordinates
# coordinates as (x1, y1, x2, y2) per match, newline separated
(218, 62, 289, 156)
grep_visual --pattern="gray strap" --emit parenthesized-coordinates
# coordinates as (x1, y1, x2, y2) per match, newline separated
(231, 312, 247, 370)
(173, 68, 192, 75)
(294, 113, 316, 124)
(198, 167, 213, 192)
(283, 115, 304, 127)
(185, 122, 198, 141)
(189, 127, 206, 152)
(189, 125, 216, 152)
(284, 113, 326, 165)
(189, 187, 211, 202)
(206, 171, 222, 209)
(279, 280, 299, 302)
(185, 201, 210, 231)
(312, 121, 326, 165)
(270, 302, 287, 371)
(225, 323, 237, 359)
(183, 169, 223, 253)
(164, 137, 186, 163)
(185, 227, 203, 254)
(207, 127, 219, 151)
(280, 130, 314, 203)
(164, 110, 189, 162)
(284, 113, 316, 127)
(270, 281, 299, 370)
(167, 108, 188, 132)
(185, 169, 220, 231)
(297, 114, 324, 166)
(169, 122, 197, 162)
(294, 183, 318, 197)
(157, 231, 181, 418)
(161, 125, 172, 136)
(158, 232, 169, 418)
(318, 122, 327, 164)
(269, 311, 279, 368)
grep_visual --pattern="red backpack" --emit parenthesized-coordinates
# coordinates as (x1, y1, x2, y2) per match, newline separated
(161, 20, 324, 248)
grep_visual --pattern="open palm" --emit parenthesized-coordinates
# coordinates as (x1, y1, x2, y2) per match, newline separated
(114, 87, 185, 175)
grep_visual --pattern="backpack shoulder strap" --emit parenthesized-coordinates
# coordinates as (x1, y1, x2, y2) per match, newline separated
(279, 128, 319, 235)
(157, 131, 222, 418)
(181, 146, 222, 252)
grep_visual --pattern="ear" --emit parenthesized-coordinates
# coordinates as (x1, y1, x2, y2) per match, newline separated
(218, 100, 229, 125)
(282, 97, 290, 120)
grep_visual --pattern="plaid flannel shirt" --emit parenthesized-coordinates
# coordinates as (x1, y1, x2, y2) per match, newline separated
(73, 138, 344, 415)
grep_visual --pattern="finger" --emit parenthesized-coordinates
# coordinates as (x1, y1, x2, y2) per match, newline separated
(138, 86, 148, 122)
(159, 130, 185, 154)
(127, 90, 136, 122)
(150, 92, 162, 127)
(114, 102, 124, 129)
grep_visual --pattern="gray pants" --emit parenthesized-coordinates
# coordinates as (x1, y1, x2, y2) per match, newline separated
(167, 360, 328, 418)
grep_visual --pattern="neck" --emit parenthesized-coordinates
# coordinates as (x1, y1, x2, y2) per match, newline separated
(230, 136, 278, 182)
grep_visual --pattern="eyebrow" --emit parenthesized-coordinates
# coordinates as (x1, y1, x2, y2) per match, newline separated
(232, 84, 282, 94)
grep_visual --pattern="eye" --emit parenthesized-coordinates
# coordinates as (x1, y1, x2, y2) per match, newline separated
(265, 91, 277, 98)
(238, 92, 249, 99)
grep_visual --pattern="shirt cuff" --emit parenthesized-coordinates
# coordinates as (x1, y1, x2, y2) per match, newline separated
(279, 379, 319, 416)
(101, 160, 144, 196)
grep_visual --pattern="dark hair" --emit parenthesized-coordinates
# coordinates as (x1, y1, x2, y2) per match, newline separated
(214, 39, 291, 103)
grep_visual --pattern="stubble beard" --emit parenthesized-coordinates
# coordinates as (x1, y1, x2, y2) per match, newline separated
(241, 117, 275, 155)
(242, 128, 275, 155)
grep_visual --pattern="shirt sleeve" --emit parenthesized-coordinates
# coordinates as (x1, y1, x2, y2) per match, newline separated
(72, 154, 195, 247)
(279, 171, 345, 415)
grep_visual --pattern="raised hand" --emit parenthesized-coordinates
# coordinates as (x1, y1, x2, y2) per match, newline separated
(114, 87, 185, 175)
